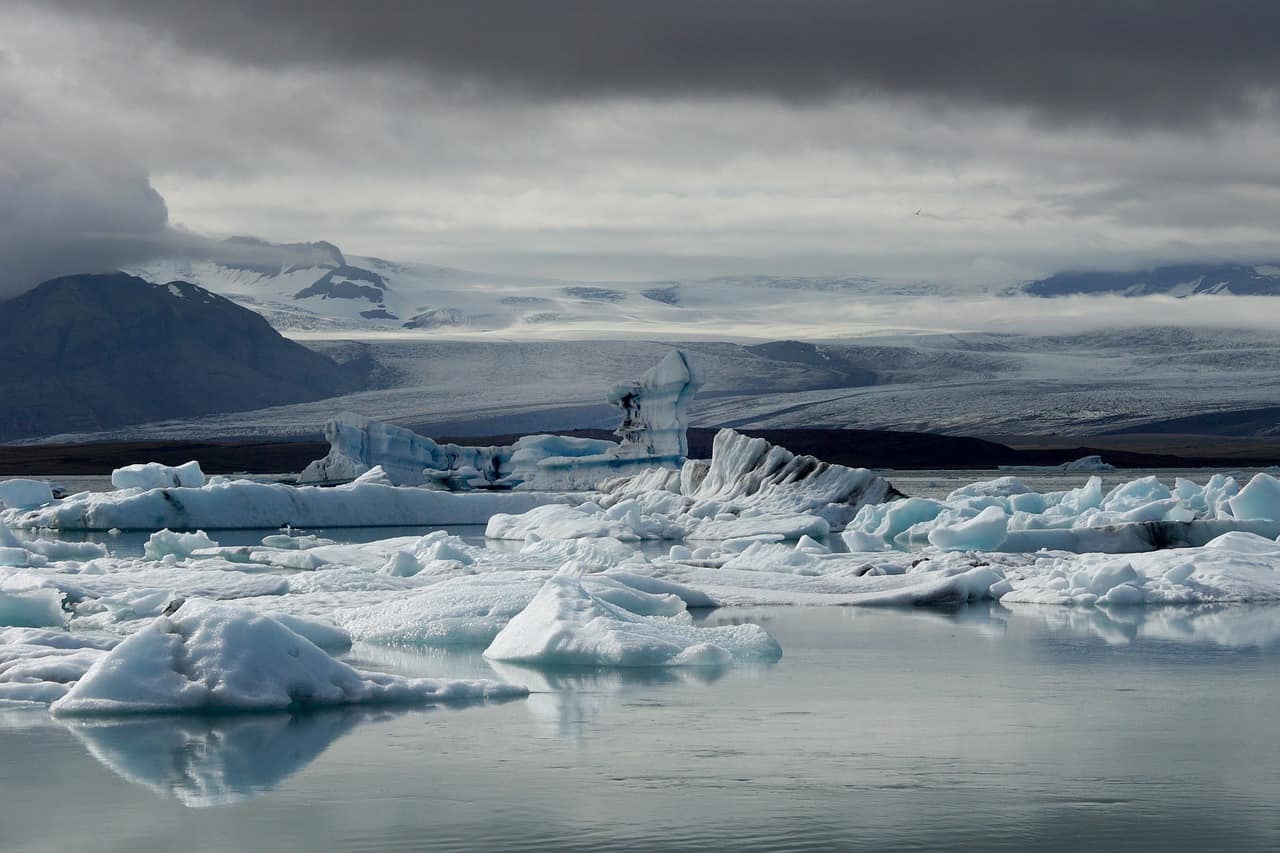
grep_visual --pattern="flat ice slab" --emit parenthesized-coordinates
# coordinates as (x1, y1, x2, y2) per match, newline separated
(3, 478, 568, 531)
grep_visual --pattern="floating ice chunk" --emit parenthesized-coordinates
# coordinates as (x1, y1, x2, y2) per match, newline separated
(0, 588, 66, 628)
(143, 529, 219, 561)
(112, 461, 205, 491)
(0, 479, 54, 510)
(927, 506, 1009, 551)
(1061, 455, 1116, 472)
(1228, 474, 1280, 521)
(7, 479, 565, 531)
(947, 477, 1032, 500)
(484, 564, 781, 667)
(51, 601, 525, 715)
(260, 533, 337, 550)
(721, 541, 825, 575)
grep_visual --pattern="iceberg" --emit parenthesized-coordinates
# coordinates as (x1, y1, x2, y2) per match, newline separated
(483, 565, 781, 667)
(0, 479, 54, 510)
(845, 472, 1280, 554)
(2, 477, 566, 531)
(50, 601, 527, 715)
(299, 349, 702, 490)
(111, 461, 205, 491)
(487, 428, 899, 541)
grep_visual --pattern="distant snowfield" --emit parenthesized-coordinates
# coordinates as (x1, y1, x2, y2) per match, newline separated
(83, 247, 1280, 443)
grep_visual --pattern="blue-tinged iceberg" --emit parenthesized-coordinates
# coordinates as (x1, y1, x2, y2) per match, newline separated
(298, 349, 702, 490)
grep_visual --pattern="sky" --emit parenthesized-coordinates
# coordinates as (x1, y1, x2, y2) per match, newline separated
(5, 1, 1280, 296)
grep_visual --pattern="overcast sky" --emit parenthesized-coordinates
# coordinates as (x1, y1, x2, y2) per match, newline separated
(5, 1, 1280, 295)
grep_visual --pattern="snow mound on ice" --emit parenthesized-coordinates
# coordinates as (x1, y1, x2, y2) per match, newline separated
(484, 564, 781, 667)
(50, 601, 527, 715)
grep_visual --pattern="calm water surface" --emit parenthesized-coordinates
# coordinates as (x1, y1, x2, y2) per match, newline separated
(2, 604, 1278, 852)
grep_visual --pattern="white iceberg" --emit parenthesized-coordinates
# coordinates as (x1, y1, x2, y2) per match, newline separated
(487, 428, 897, 542)
(50, 601, 527, 715)
(0, 479, 54, 510)
(483, 564, 782, 667)
(112, 461, 205, 491)
(3, 478, 566, 531)
(845, 472, 1280, 554)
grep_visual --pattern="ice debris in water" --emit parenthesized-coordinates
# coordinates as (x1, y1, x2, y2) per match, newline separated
(484, 563, 781, 667)
(50, 600, 527, 715)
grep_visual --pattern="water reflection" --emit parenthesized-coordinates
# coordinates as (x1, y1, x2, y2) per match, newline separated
(62, 709, 384, 807)
(487, 661, 731, 744)
(867, 599, 1280, 650)
(1002, 602, 1280, 649)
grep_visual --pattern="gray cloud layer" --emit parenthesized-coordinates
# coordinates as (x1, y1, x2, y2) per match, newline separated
(51, 0, 1280, 126)
(6, 2, 1280, 299)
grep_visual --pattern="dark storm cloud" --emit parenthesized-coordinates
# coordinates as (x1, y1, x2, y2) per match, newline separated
(52, 0, 1280, 126)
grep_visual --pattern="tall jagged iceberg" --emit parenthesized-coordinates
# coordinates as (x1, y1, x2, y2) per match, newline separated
(299, 349, 702, 490)
(607, 350, 700, 460)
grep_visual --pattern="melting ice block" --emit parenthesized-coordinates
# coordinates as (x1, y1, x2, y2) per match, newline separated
(51, 601, 527, 715)
(483, 564, 782, 667)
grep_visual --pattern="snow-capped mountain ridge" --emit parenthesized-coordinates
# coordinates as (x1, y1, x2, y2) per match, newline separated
(1026, 262, 1280, 298)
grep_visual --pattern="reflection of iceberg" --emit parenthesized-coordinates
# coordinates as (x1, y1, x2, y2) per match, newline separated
(63, 709, 370, 807)
(1003, 602, 1280, 649)
(487, 660, 727, 745)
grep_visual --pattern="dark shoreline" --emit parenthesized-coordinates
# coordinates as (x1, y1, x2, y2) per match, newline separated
(1, 428, 1276, 476)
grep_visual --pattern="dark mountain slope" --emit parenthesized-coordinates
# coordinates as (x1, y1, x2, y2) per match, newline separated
(0, 273, 362, 441)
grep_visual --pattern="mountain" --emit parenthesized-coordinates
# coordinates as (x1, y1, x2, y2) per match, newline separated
(1025, 263, 1280, 297)
(0, 273, 363, 441)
